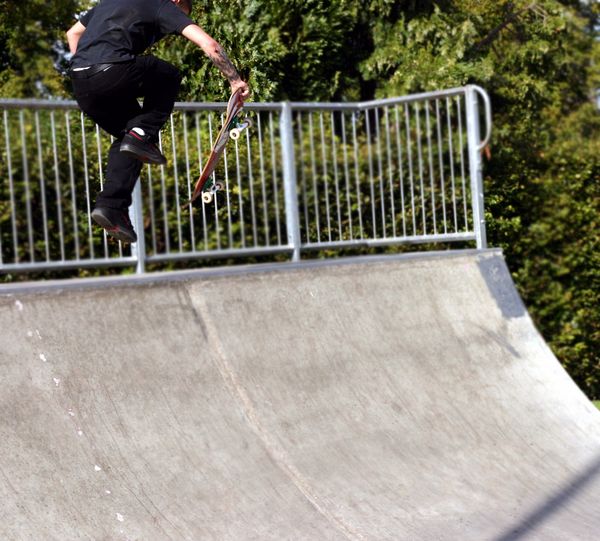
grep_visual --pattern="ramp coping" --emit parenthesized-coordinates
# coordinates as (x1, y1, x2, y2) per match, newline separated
(0, 249, 501, 296)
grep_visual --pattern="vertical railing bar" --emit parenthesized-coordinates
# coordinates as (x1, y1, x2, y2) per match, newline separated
(51, 112, 66, 261)
(351, 112, 364, 239)
(297, 111, 310, 242)
(111, 134, 124, 259)
(415, 103, 427, 235)
(94, 124, 109, 257)
(169, 114, 183, 252)
(215, 115, 224, 250)
(384, 106, 397, 238)
(268, 111, 282, 246)
(244, 115, 258, 248)
(425, 101, 437, 235)
(374, 108, 387, 238)
(34, 111, 50, 261)
(212, 113, 221, 251)
(308, 112, 320, 242)
(157, 131, 170, 254)
(384, 106, 396, 238)
(197, 112, 209, 251)
(0, 175, 2, 263)
(19, 111, 35, 262)
(65, 111, 81, 259)
(0, 111, 3, 264)
(233, 115, 246, 249)
(80, 112, 94, 258)
(213, 113, 224, 250)
(330, 112, 342, 241)
(404, 103, 417, 236)
(446, 97, 459, 232)
(4, 110, 18, 262)
(394, 105, 407, 237)
(256, 113, 270, 246)
(456, 96, 469, 231)
(340, 112, 353, 241)
(436, 99, 448, 234)
(280, 102, 301, 261)
(0, 110, 7, 265)
(131, 179, 146, 274)
(146, 165, 158, 255)
(465, 86, 487, 249)
(222, 138, 234, 248)
(365, 110, 377, 238)
(0, 111, 5, 264)
(183, 111, 196, 250)
(319, 112, 332, 243)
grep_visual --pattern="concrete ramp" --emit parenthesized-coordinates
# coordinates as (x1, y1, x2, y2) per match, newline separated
(1, 250, 599, 540)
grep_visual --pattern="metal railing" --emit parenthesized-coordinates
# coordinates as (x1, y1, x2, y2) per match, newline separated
(0, 85, 491, 276)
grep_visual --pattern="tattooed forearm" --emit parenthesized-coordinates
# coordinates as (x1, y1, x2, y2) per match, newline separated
(207, 45, 240, 83)
(181, 24, 246, 89)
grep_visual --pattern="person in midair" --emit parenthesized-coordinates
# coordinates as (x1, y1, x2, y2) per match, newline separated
(66, 0, 249, 242)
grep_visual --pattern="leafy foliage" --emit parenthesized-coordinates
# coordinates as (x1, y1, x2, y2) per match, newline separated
(0, 0, 82, 97)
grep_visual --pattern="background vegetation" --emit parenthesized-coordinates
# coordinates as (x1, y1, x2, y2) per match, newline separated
(0, 0, 598, 398)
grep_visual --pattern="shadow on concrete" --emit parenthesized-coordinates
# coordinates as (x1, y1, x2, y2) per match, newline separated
(495, 453, 600, 541)
(478, 254, 527, 320)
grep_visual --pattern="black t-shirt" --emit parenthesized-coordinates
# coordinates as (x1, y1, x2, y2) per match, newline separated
(72, 0, 192, 68)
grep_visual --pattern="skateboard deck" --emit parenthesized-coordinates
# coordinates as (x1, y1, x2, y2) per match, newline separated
(188, 89, 250, 205)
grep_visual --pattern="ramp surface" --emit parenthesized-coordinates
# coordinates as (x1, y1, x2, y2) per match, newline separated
(1, 250, 599, 540)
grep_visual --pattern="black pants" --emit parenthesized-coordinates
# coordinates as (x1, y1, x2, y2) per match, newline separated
(71, 55, 181, 210)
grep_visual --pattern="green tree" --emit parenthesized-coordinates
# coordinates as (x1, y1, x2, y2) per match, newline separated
(153, 0, 375, 102)
(0, 0, 85, 98)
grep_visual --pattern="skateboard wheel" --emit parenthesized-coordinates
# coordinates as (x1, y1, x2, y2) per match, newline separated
(244, 118, 253, 129)
(230, 128, 241, 140)
(202, 192, 213, 204)
(214, 182, 224, 192)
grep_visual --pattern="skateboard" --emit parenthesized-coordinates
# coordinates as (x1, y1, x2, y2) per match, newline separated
(189, 89, 252, 205)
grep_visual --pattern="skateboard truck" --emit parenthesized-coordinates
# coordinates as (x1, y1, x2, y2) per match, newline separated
(229, 117, 253, 141)
(201, 181, 225, 204)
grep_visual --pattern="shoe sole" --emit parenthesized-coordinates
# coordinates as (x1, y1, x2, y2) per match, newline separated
(91, 211, 138, 244)
(120, 143, 167, 165)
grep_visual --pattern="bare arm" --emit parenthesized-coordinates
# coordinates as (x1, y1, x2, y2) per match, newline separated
(66, 21, 86, 55)
(181, 24, 249, 98)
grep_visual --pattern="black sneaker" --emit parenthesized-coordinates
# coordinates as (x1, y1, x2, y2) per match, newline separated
(120, 128, 167, 165)
(91, 207, 138, 243)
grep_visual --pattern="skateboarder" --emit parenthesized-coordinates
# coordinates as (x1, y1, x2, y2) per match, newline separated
(66, 0, 250, 243)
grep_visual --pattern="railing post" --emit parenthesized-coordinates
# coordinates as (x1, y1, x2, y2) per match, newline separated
(280, 102, 302, 261)
(465, 85, 488, 249)
(129, 179, 146, 274)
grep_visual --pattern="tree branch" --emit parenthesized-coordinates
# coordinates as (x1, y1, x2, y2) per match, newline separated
(473, 2, 537, 51)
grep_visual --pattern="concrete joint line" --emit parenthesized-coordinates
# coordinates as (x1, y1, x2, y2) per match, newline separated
(193, 291, 365, 541)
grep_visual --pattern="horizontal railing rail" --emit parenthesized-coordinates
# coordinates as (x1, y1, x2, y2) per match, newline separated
(0, 85, 491, 277)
